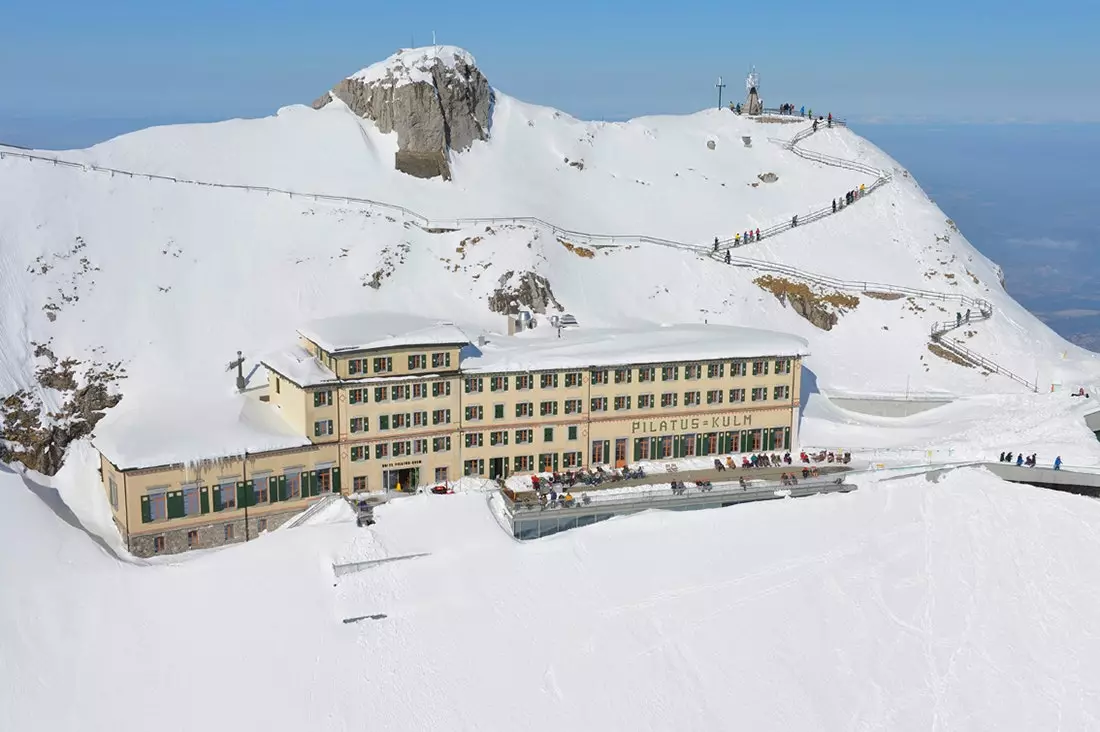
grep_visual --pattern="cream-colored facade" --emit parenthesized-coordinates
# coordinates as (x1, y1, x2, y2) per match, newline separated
(97, 319, 805, 556)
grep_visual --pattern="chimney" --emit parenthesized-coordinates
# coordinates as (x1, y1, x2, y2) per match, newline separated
(477, 335, 487, 347)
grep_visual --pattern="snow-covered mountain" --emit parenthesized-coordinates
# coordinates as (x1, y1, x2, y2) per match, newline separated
(1, 45, 1098, 469)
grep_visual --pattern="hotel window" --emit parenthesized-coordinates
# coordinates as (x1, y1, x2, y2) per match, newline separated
(707, 363, 724, 379)
(684, 364, 702, 380)
(393, 441, 409, 457)
(543, 427, 554, 442)
(707, 389, 724, 405)
(413, 411, 428, 427)
(378, 415, 390, 430)
(563, 451, 581, 468)
(412, 383, 426, 399)
(636, 437, 651, 460)
(590, 369, 609, 385)
(591, 441, 608, 464)
(662, 366, 679, 381)
(353, 476, 368, 492)
(564, 371, 582, 388)
(313, 390, 333, 407)
(516, 374, 533, 390)
(751, 387, 768, 401)
(374, 387, 389, 403)
(564, 398, 583, 415)
(350, 446, 368, 462)
(108, 477, 118, 509)
(433, 436, 452, 452)
(568, 426, 578, 440)
(464, 459, 484, 476)
(408, 354, 427, 370)
(349, 416, 367, 433)
(684, 391, 701, 406)
(493, 404, 504, 419)
(540, 373, 559, 389)
(731, 361, 747, 377)
(465, 405, 484, 422)
(540, 400, 558, 416)
(348, 358, 363, 375)
(314, 419, 334, 437)
(638, 394, 655, 409)
(729, 388, 746, 403)
(773, 385, 791, 401)
(254, 479, 269, 503)
(490, 376, 509, 392)
(224, 525, 235, 542)
(215, 482, 237, 510)
(434, 467, 448, 482)
(153, 536, 165, 553)
(515, 429, 534, 445)
(432, 408, 451, 425)
(659, 436, 674, 459)
(375, 443, 390, 459)
(391, 384, 410, 401)
(774, 359, 792, 375)
(391, 413, 409, 429)
(660, 392, 678, 408)
(285, 472, 302, 500)
(181, 485, 201, 516)
(465, 377, 484, 394)
(465, 432, 483, 448)
(413, 439, 429, 455)
(373, 357, 392, 374)
(187, 530, 198, 549)
(514, 455, 533, 472)
(516, 402, 534, 418)
(752, 360, 769, 376)
(614, 368, 632, 384)
(590, 396, 608, 412)
(638, 367, 655, 382)
(349, 388, 365, 405)
(490, 430, 509, 446)
(432, 380, 451, 397)
(614, 395, 631, 411)
(432, 352, 451, 368)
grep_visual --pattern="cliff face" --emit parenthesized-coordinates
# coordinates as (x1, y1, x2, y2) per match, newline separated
(313, 46, 493, 180)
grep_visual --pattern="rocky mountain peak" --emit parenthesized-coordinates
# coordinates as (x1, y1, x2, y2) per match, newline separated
(313, 45, 493, 181)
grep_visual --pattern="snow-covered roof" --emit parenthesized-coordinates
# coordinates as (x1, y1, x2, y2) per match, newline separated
(94, 393, 312, 471)
(461, 324, 809, 374)
(347, 45, 476, 87)
(297, 312, 475, 354)
(262, 344, 339, 387)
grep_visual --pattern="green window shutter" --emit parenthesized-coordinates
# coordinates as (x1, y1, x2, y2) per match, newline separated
(494, 404, 503, 419)
(313, 421, 321, 437)
(544, 427, 553, 442)
(310, 471, 320, 497)
(200, 487, 210, 514)
(379, 415, 389, 430)
(278, 475, 288, 501)
(332, 467, 342, 495)
(633, 438, 642, 461)
(237, 482, 248, 509)
(673, 436, 682, 459)
(213, 487, 224, 512)
(140, 495, 152, 523)
(649, 437, 658, 458)
(269, 476, 279, 503)
(553, 453, 559, 472)
(515, 404, 521, 417)
(167, 491, 184, 519)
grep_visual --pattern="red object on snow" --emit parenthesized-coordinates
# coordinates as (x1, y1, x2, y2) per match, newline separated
(430, 485, 453, 495)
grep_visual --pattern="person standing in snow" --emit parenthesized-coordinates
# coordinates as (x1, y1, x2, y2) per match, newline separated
(827, 112, 833, 128)
(1054, 456, 1063, 470)
(800, 105, 805, 117)
(1016, 453, 1024, 467)
(755, 228, 760, 239)
(813, 119, 818, 132)
(1006, 451, 1014, 463)
(714, 236, 719, 253)
(725, 250, 731, 264)
(999, 451, 1006, 462)
(956, 312, 962, 327)
(832, 199, 837, 214)
(735, 233, 741, 246)
(791, 215, 798, 227)
(965, 308, 971, 323)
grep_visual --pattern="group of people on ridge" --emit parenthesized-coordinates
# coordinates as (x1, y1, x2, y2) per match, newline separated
(999, 451, 1062, 470)
(832, 184, 867, 214)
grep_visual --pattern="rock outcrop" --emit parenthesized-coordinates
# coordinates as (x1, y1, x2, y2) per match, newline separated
(313, 46, 493, 181)
(489, 271, 564, 316)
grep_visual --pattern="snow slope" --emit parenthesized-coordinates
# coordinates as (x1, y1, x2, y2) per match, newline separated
(6, 452, 1100, 731)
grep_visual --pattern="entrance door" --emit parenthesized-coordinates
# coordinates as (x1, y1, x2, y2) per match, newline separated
(489, 457, 508, 480)
(614, 438, 627, 467)
(384, 467, 420, 492)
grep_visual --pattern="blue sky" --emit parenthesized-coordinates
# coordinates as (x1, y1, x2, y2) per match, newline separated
(2, 0, 1097, 137)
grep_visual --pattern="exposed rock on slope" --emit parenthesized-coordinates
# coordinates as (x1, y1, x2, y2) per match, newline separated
(489, 271, 563, 315)
(314, 46, 493, 181)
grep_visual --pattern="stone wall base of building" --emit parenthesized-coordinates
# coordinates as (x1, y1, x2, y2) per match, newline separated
(126, 508, 303, 558)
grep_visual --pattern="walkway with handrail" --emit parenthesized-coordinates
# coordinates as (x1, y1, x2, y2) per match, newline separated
(0, 117, 1036, 391)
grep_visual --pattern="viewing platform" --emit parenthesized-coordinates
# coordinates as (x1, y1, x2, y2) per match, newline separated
(500, 473, 856, 540)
